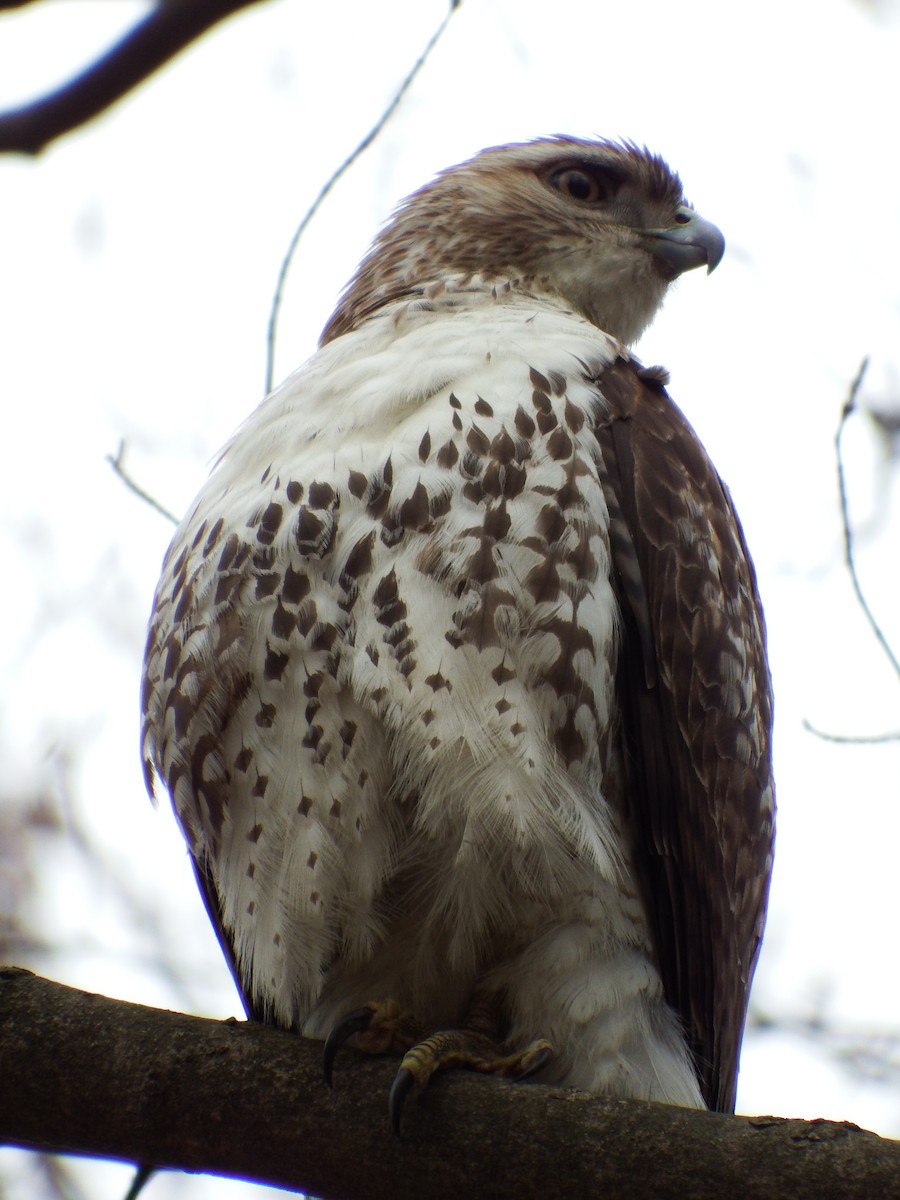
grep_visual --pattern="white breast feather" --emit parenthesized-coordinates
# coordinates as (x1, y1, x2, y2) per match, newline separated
(142, 282, 704, 1105)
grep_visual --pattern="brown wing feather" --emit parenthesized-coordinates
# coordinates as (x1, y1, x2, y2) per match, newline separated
(593, 355, 775, 1113)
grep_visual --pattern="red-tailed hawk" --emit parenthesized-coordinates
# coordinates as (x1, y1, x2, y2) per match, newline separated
(142, 137, 774, 1123)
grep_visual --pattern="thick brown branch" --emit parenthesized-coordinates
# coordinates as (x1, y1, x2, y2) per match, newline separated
(1, 968, 898, 1199)
(0, 0, 268, 156)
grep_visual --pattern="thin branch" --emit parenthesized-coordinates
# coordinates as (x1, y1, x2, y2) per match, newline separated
(806, 359, 900, 743)
(0, 0, 266, 155)
(106, 440, 179, 525)
(264, 0, 462, 395)
(801, 719, 900, 744)
(122, 1165, 153, 1200)
(836, 357, 900, 681)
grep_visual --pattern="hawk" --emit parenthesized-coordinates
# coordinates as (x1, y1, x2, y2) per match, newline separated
(141, 137, 774, 1122)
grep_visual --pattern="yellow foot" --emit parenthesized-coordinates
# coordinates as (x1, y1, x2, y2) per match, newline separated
(322, 994, 552, 1133)
(389, 1027, 552, 1133)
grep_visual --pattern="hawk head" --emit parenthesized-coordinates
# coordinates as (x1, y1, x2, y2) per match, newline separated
(322, 136, 724, 346)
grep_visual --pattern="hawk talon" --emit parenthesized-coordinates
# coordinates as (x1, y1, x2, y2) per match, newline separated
(323, 1006, 375, 1087)
(389, 1066, 416, 1135)
(388, 1031, 554, 1133)
(324, 999, 424, 1087)
(513, 1041, 553, 1081)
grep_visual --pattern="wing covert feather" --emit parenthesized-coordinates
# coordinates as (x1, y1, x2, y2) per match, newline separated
(592, 355, 774, 1113)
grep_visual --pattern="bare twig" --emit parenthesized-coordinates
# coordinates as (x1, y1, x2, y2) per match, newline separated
(806, 359, 900, 743)
(264, 0, 462, 395)
(801, 719, 900, 744)
(106, 440, 179, 525)
(0, 0, 266, 155)
(122, 1165, 154, 1200)
(836, 357, 900, 682)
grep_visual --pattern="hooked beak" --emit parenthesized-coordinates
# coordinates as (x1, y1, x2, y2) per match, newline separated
(643, 205, 725, 280)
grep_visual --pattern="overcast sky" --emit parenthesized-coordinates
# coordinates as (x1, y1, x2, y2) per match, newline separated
(1, 2, 899, 1197)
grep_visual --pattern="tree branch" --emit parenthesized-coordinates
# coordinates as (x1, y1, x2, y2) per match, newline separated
(835, 357, 900, 685)
(264, 0, 462, 394)
(0, 0, 268, 156)
(106, 440, 179, 525)
(806, 358, 900, 743)
(1, 968, 898, 1199)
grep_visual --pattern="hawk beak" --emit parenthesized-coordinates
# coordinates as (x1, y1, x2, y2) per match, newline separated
(643, 206, 725, 280)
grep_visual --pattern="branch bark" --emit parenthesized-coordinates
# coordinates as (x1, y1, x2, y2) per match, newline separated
(0, 0, 268, 156)
(1, 968, 898, 1199)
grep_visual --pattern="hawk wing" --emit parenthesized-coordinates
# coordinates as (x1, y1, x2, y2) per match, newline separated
(593, 355, 775, 1113)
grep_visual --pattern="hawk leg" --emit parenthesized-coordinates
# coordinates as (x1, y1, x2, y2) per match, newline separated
(323, 989, 552, 1133)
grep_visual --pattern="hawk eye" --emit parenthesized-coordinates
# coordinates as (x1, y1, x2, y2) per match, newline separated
(547, 165, 613, 203)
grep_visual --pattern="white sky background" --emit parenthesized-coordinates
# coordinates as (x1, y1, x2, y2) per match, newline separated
(1, 0, 899, 1196)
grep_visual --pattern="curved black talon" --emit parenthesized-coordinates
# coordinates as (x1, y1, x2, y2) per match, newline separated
(515, 1043, 553, 1081)
(323, 1007, 375, 1087)
(388, 1066, 415, 1135)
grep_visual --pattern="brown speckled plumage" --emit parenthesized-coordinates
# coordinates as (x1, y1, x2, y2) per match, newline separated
(142, 137, 773, 1113)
